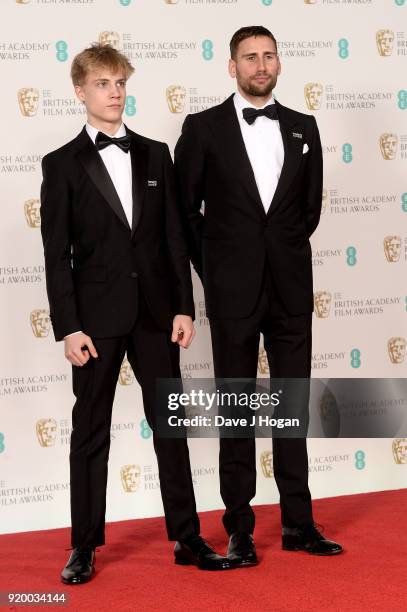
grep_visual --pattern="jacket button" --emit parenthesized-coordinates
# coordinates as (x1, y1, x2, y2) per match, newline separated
(130, 272, 138, 278)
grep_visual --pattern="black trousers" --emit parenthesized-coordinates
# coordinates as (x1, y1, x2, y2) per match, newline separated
(70, 293, 200, 548)
(209, 268, 313, 535)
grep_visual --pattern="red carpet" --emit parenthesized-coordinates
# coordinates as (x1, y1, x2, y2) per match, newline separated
(0, 489, 406, 611)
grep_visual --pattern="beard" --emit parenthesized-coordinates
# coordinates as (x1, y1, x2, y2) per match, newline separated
(237, 71, 277, 98)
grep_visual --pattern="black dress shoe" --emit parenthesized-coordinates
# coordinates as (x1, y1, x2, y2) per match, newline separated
(282, 524, 343, 556)
(174, 535, 233, 570)
(61, 547, 95, 584)
(227, 532, 258, 567)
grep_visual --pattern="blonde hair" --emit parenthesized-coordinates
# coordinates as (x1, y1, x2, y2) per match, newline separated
(71, 43, 134, 86)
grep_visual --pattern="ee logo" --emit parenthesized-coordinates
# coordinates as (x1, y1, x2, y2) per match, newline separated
(398, 91, 407, 110)
(350, 349, 361, 369)
(342, 143, 353, 163)
(56, 41, 68, 63)
(125, 96, 136, 116)
(355, 450, 366, 470)
(140, 419, 152, 440)
(202, 40, 214, 61)
(338, 39, 349, 59)
(0, 433, 5, 454)
(346, 246, 357, 266)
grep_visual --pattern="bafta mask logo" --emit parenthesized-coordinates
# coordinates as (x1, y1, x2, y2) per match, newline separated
(319, 395, 333, 421)
(380, 133, 398, 160)
(24, 198, 41, 228)
(165, 0, 179, 4)
(184, 404, 202, 434)
(304, 83, 323, 111)
(30, 309, 51, 338)
(376, 30, 394, 57)
(258, 347, 270, 375)
(18, 88, 40, 117)
(260, 450, 274, 478)
(120, 464, 141, 492)
(99, 30, 120, 50)
(98, 31, 121, 50)
(166, 85, 186, 114)
(392, 438, 407, 464)
(321, 188, 328, 214)
(387, 337, 406, 364)
(314, 291, 332, 319)
(36, 418, 57, 447)
(119, 357, 134, 386)
(304, 0, 317, 4)
(383, 235, 402, 262)
(16, 0, 31, 4)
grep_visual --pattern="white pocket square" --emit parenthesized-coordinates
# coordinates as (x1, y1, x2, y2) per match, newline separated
(148, 180, 158, 187)
(303, 143, 309, 154)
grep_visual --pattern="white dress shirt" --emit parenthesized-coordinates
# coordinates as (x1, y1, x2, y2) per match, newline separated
(66, 123, 133, 339)
(233, 91, 284, 213)
(86, 122, 133, 227)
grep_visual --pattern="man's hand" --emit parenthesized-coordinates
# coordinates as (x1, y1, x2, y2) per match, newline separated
(171, 315, 195, 349)
(64, 332, 98, 366)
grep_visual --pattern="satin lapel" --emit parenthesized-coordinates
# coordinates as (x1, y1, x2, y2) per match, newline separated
(76, 130, 130, 230)
(267, 102, 304, 215)
(129, 134, 148, 237)
(218, 96, 266, 218)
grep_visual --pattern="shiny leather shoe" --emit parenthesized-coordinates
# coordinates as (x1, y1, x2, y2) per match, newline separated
(174, 535, 233, 570)
(227, 532, 258, 567)
(61, 547, 95, 584)
(282, 524, 343, 556)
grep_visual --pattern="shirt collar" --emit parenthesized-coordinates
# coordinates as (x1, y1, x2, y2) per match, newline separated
(86, 122, 126, 144)
(234, 91, 275, 119)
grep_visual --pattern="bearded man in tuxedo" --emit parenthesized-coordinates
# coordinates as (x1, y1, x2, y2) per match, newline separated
(40, 43, 232, 584)
(175, 26, 343, 567)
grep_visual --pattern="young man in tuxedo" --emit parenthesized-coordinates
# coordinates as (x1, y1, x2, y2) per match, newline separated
(175, 26, 343, 566)
(40, 44, 232, 584)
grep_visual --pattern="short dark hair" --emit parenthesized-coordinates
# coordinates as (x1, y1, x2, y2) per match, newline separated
(230, 26, 277, 59)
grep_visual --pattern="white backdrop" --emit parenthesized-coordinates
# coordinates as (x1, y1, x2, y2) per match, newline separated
(0, 0, 406, 535)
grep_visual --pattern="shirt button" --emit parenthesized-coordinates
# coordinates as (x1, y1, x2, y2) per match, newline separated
(130, 272, 138, 278)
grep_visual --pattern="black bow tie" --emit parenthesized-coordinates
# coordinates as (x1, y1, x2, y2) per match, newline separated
(95, 132, 131, 153)
(242, 104, 278, 125)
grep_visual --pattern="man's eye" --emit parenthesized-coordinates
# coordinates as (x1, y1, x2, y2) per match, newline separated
(97, 82, 107, 87)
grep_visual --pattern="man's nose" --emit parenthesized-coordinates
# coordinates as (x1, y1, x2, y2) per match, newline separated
(110, 85, 122, 97)
(257, 57, 266, 71)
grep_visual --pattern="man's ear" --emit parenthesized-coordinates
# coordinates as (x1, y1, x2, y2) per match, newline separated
(228, 58, 237, 79)
(74, 85, 85, 103)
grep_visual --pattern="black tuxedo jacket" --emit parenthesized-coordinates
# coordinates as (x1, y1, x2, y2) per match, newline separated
(40, 126, 194, 341)
(174, 95, 323, 318)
